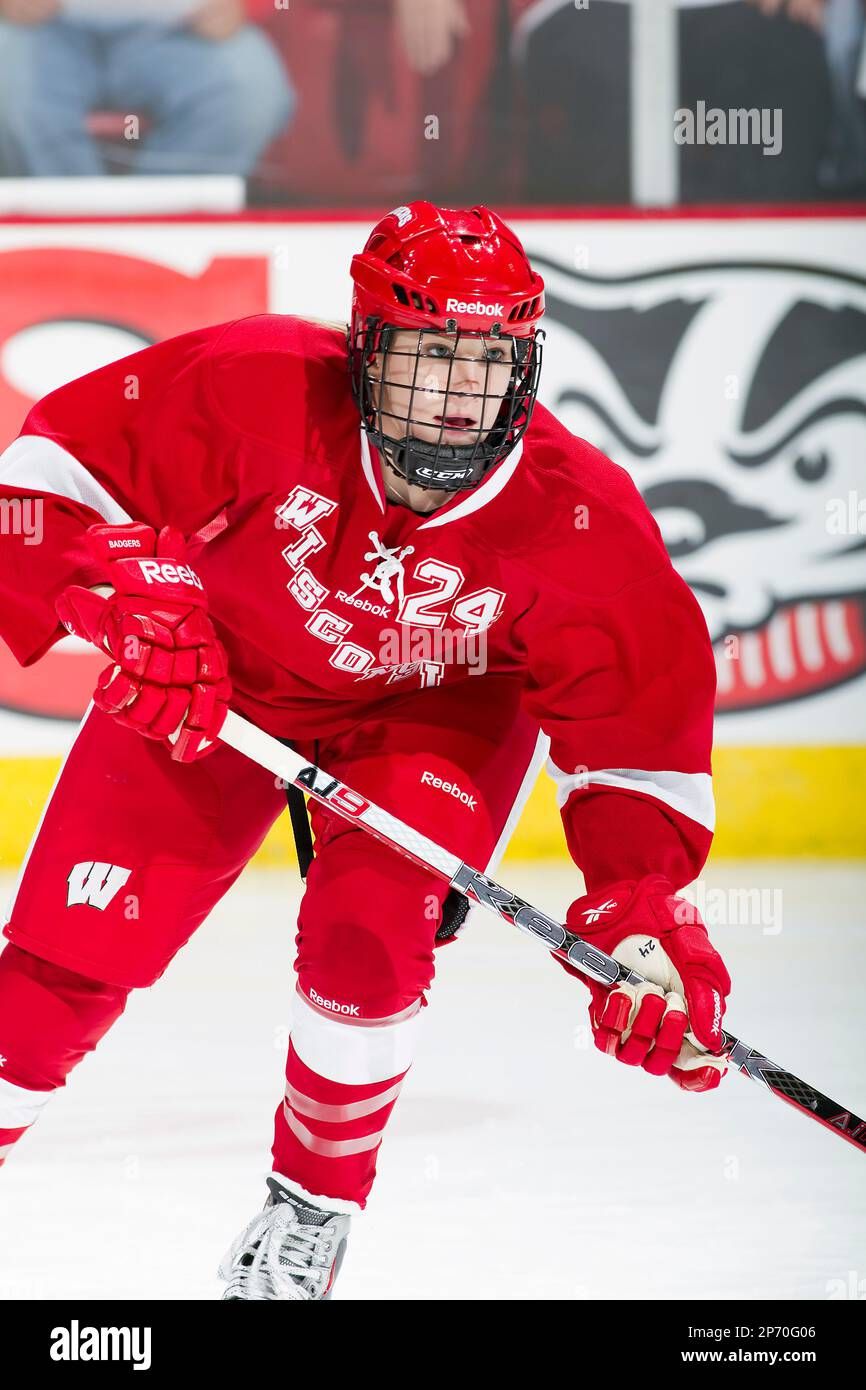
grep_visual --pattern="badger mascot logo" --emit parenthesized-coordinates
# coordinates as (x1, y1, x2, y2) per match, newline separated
(534, 253, 866, 713)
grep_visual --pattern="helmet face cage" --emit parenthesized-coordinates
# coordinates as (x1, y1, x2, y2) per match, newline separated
(350, 316, 544, 494)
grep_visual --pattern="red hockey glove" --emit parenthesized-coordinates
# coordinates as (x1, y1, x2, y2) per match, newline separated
(56, 523, 231, 763)
(565, 874, 731, 1092)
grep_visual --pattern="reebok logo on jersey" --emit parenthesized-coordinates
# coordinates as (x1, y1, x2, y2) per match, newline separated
(335, 591, 391, 618)
(421, 771, 478, 811)
(310, 987, 360, 1017)
(582, 898, 618, 925)
(445, 297, 504, 317)
(137, 560, 203, 590)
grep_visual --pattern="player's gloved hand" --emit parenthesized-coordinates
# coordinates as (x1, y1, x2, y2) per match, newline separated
(55, 522, 231, 763)
(565, 874, 730, 1091)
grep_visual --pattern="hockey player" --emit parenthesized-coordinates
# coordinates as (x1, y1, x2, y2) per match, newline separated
(0, 202, 730, 1301)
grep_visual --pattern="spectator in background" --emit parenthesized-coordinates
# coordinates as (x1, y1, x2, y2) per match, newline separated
(0, 0, 294, 177)
(513, 0, 833, 204)
(255, 0, 510, 207)
(750, 0, 866, 192)
(393, 0, 470, 76)
(511, 0, 630, 203)
(392, 0, 517, 203)
(821, 0, 866, 191)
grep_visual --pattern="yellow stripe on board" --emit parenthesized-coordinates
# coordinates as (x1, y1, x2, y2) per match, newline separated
(0, 747, 864, 869)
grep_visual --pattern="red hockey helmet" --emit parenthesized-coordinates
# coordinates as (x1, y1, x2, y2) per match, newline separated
(349, 202, 545, 494)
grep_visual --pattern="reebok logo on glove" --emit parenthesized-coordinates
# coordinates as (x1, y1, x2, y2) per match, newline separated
(137, 560, 204, 590)
(581, 898, 617, 924)
(56, 522, 230, 764)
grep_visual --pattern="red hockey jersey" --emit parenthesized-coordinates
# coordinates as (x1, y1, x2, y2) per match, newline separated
(0, 316, 716, 890)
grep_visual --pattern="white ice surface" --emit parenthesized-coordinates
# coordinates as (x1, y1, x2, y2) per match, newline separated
(1, 860, 864, 1302)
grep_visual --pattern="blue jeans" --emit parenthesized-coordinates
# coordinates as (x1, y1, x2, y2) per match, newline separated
(0, 18, 294, 176)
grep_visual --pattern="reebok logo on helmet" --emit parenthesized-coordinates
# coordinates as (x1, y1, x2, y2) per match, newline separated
(445, 298, 505, 317)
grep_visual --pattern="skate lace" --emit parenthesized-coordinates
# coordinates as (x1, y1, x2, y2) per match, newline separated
(225, 1206, 333, 1302)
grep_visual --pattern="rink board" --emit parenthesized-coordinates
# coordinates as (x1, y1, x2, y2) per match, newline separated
(0, 210, 864, 863)
(1, 746, 864, 868)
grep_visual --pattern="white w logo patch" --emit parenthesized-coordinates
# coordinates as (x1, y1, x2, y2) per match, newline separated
(66, 862, 131, 910)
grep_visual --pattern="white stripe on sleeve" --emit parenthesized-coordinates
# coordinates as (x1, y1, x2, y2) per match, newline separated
(0, 435, 133, 525)
(548, 759, 715, 832)
(0, 1075, 54, 1128)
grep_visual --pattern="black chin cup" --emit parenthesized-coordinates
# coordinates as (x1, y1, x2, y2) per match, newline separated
(379, 424, 510, 492)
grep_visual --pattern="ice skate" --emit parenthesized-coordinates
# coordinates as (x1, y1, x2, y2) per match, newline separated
(219, 1176, 350, 1301)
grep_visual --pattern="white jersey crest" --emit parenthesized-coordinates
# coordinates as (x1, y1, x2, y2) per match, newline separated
(349, 533, 415, 606)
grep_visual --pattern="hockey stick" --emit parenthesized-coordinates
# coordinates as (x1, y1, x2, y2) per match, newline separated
(219, 708, 866, 1156)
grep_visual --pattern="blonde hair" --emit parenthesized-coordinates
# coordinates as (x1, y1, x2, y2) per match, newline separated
(302, 317, 348, 336)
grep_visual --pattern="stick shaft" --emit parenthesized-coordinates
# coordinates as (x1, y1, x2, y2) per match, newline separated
(219, 710, 866, 1155)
